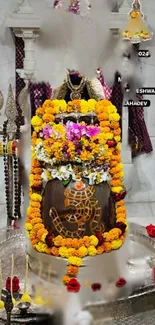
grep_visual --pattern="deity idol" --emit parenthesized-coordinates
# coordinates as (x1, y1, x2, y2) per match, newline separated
(22, 71, 146, 306)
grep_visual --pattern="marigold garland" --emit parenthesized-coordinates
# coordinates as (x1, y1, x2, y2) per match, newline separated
(26, 99, 127, 285)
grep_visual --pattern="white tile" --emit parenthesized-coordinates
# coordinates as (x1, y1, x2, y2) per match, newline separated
(126, 202, 153, 219)
(150, 202, 155, 217)
(129, 217, 155, 227)
(0, 204, 7, 228)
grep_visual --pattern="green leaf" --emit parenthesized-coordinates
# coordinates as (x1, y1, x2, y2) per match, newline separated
(61, 176, 72, 186)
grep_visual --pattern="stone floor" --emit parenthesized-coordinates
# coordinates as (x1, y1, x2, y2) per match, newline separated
(0, 202, 155, 229)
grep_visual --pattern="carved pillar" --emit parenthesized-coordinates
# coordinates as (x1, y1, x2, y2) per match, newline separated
(5, 0, 40, 84)
(5, 1, 40, 221)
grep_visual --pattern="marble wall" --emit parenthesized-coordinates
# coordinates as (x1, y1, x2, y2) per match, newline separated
(0, 0, 155, 226)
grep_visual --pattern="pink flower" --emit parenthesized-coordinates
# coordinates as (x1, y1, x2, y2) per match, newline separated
(42, 125, 52, 139)
(86, 126, 100, 137)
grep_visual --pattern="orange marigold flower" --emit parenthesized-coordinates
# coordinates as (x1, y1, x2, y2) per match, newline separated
(30, 202, 41, 208)
(120, 235, 125, 242)
(28, 207, 41, 214)
(96, 245, 105, 254)
(113, 128, 121, 136)
(46, 248, 52, 254)
(116, 213, 126, 219)
(113, 172, 121, 179)
(37, 228, 46, 239)
(31, 239, 38, 246)
(72, 239, 79, 249)
(45, 107, 55, 114)
(42, 113, 55, 123)
(110, 161, 117, 167)
(32, 159, 41, 168)
(100, 121, 110, 127)
(31, 168, 42, 175)
(116, 217, 127, 224)
(31, 138, 37, 146)
(103, 242, 112, 252)
(54, 235, 63, 247)
(116, 200, 124, 207)
(33, 223, 44, 231)
(110, 179, 123, 187)
(30, 212, 41, 219)
(109, 228, 122, 240)
(110, 122, 120, 129)
(116, 206, 126, 214)
(36, 107, 45, 115)
(31, 218, 42, 226)
(97, 112, 109, 121)
(82, 236, 90, 248)
(51, 247, 59, 256)
(67, 265, 79, 276)
(112, 154, 121, 162)
(62, 275, 72, 285)
(43, 99, 54, 109)
(65, 238, 73, 248)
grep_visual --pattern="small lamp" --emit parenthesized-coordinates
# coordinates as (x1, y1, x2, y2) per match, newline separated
(122, 0, 153, 43)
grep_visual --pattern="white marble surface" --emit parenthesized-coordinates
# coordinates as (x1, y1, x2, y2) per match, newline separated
(0, 0, 155, 228)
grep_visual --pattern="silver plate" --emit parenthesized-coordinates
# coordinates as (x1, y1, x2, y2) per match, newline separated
(0, 224, 155, 324)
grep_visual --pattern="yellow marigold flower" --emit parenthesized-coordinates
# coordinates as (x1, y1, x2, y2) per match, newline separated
(62, 275, 72, 284)
(88, 99, 96, 111)
(67, 248, 76, 256)
(109, 113, 120, 122)
(116, 217, 127, 225)
(41, 231, 48, 242)
(107, 105, 117, 114)
(103, 232, 111, 242)
(68, 256, 82, 267)
(104, 132, 113, 140)
(31, 116, 42, 127)
(35, 242, 47, 253)
(89, 235, 98, 247)
(114, 135, 121, 143)
(25, 223, 32, 231)
(109, 228, 122, 240)
(59, 247, 68, 258)
(78, 246, 88, 257)
(87, 246, 97, 256)
(111, 239, 123, 250)
(111, 186, 123, 193)
(54, 235, 63, 247)
(31, 193, 42, 202)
